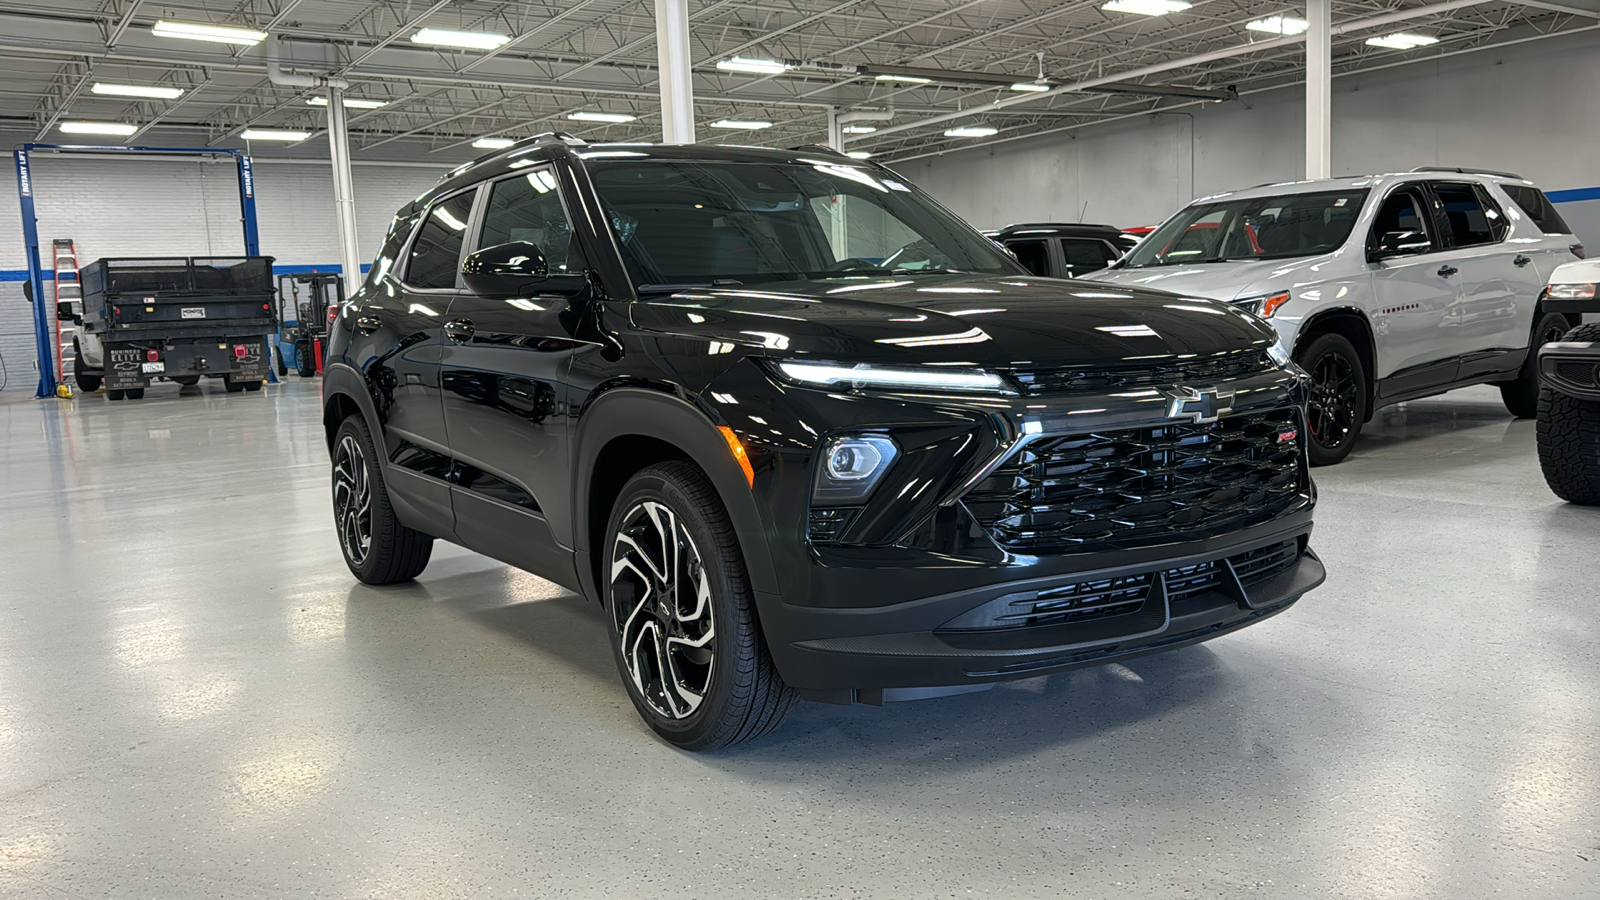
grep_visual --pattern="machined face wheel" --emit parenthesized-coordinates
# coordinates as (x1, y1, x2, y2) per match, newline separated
(609, 500, 716, 720)
(1307, 350, 1359, 449)
(332, 434, 373, 567)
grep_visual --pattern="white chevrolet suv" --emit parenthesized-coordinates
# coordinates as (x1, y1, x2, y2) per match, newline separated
(1085, 168, 1583, 464)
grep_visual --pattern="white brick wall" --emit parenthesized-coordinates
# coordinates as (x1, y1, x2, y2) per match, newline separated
(0, 155, 445, 390)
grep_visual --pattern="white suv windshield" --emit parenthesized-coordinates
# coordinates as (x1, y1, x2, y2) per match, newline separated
(587, 159, 1022, 286)
(1123, 189, 1369, 268)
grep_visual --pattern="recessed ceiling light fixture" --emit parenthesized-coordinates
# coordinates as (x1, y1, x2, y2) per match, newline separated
(1101, 0, 1191, 17)
(150, 19, 267, 45)
(944, 125, 998, 138)
(472, 137, 516, 149)
(411, 28, 509, 50)
(846, 150, 872, 159)
(716, 57, 791, 75)
(1009, 82, 1051, 92)
(92, 83, 185, 100)
(242, 128, 310, 141)
(875, 74, 932, 84)
(568, 111, 638, 123)
(842, 124, 878, 134)
(709, 119, 773, 129)
(1366, 32, 1439, 49)
(60, 121, 139, 136)
(1246, 15, 1309, 35)
(308, 96, 389, 109)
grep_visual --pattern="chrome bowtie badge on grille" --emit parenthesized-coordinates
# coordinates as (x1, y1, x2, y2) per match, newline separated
(1163, 386, 1234, 424)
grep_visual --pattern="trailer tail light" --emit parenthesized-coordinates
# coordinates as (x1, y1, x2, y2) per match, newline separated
(234, 345, 248, 359)
(263, 303, 271, 310)
(146, 350, 160, 362)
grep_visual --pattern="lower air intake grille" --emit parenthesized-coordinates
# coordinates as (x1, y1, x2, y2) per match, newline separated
(964, 408, 1306, 554)
(1555, 361, 1598, 387)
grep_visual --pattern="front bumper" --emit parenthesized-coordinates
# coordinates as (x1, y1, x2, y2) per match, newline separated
(1539, 339, 1600, 401)
(759, 515, 1322, 701)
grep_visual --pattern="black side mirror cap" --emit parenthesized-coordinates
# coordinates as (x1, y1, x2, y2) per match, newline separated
(463, 241, 583, 298)
(1369, 230, 1431, 262)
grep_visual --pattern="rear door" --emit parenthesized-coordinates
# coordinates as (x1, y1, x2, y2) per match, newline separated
(1057, 237, 1118, 278)
(1366, 183, 1459, 386)
(1001, 238, 1052, 277)
(439, 164, 589, 588)
(1429, 181, 1540, 366)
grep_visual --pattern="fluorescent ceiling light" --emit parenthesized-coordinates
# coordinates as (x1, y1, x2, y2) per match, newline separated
(567, 111, 637, 123)
(150, 19, 267, 45)
(846, 150, 872, 159)
(411, 28, 509, 50)
(92, 83, 185, 100)
(1101, 0, 1191, 16)
(842, 124, 877, 134)
(876, 74, 932, 84)
(1366, 32, 1439, 49)
(716, 57, 790, 75)
(709, 119, 773, 129)
(307, 96, 388, 109)
(944, 125, 998, 137)
(242, 128, 310, 141)
(60, 121, 138, 136)
(1009, 82, 1051, 93)
(1246, 15, 1308, 35)
(472, 137, 515, 149)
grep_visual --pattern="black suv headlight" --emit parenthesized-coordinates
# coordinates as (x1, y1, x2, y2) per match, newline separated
(773, 359, 1014, 395)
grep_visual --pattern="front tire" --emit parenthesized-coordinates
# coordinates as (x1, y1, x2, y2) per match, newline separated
(1536, 323, 1600, 504)
(1501, 311, 1571, 419)
(604, 461, 795, 750)
(1297, 332, 1367, 466)
(295, 343, 316, 378)
(331, 415, 433, 584)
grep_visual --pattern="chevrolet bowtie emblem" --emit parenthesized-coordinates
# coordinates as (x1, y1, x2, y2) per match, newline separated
(1164, 386, 1233, 424)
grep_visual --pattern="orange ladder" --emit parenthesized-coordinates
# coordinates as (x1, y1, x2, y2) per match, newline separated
(52, 238, 80, 384)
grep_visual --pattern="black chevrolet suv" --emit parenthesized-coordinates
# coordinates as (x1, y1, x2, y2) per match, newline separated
(322, 135, 1325, 749)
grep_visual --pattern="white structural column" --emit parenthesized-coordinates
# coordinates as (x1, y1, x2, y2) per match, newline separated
(1305, 0, 1332, 179)
(655, 0, 696, 144)
(826, 108, 844, 151)
(325, 86, 365, 288)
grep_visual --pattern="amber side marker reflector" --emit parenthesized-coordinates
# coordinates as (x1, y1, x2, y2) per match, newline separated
(1259, 291, 1292, 318)
(717, 425, 755, 488)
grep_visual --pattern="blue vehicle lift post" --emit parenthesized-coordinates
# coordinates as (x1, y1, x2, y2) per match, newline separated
(13, 143, 273, 399)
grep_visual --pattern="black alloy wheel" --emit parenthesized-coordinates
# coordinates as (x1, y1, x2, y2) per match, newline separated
(605, 462, 795, 750)
(1500, 311, 1572, 419)
(331, 415, 432, 584)
(1298, 332, 1367, 466)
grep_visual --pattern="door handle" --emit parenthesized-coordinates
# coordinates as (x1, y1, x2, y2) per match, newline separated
(355, 315, 381, 334)
(1513, 255, 1531, 267)
(1437, 265, 1459, 278)
(443, 319, 476, 343)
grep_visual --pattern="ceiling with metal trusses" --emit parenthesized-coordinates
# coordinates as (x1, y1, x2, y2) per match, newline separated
(0, 0, 1596, 164)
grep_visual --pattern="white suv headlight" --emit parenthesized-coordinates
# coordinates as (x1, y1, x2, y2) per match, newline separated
(1236, 291, 1292, 319)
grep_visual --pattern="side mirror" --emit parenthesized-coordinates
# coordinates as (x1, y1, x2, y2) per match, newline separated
(56, 301, 74, 321)
(462, 241, 584, 299)
(1369, 230, 1430, 262)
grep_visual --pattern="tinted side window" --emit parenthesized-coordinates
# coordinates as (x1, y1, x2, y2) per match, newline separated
(1502, 184, 1573, 235)
(405, 190, 477, 289)
(478, 169, 578, 274)
(1004, 240, 1050, 277)
(1371, 189, 1432, 244)
(1433, 182, 1500, 248)
(1060, 239, 1114, 276)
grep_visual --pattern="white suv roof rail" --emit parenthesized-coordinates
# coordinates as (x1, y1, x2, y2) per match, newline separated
(1412, 165, 1524, 180)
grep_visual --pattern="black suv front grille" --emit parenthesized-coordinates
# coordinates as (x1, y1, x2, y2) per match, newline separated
(963, 408, 1306, 554)
(1007, 352, 1273, 395)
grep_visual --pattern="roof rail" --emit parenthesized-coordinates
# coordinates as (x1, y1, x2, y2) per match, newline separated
(532, 131, 588, 146)
(1000, 222, 1120, 231)
(1412, 165, 1523, 179)
(788, 144, 850, 157)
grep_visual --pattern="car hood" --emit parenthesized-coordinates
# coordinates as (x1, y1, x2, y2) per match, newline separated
(1081, 254, 1339, 302)
(627, 274, 1277, 368)
(1549, 258, 1600, 284)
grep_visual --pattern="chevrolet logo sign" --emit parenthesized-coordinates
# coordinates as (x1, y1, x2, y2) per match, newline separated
(1163, 386, 1233, 424)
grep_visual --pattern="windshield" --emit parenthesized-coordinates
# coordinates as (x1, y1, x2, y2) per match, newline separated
(586, 159, 1023, 287)
(1123, 189, 1368, 268)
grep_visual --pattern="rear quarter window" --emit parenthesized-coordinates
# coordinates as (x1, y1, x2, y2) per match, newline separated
(1502, 184, 1573, 235)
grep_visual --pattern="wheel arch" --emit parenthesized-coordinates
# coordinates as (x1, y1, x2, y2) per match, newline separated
(1293, 307, 1378, 421)
(321, 362, 381, 457)
(572, 386, 779, 606)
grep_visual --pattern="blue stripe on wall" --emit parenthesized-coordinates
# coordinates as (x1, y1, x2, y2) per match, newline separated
(1549, 187, 1600, 204)
(0, 263, 369, 282)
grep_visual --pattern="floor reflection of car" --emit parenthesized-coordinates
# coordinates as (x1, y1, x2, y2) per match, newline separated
(991, 223, 1138, 279)
(1086, 168, 1583, 465)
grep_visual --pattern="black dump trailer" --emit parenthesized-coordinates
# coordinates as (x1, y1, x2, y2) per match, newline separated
(77, 256, 276, 398)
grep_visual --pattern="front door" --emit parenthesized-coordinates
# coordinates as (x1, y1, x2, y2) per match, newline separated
(441, 166, 589, 590)
(1367, 184, 1459, 390)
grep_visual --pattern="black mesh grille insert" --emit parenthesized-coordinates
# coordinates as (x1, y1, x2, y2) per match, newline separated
(1007, 352, 1274, 395)
(1555, 361, 1598, 387)
(964, 408, 1306, 554)
(1229, 538, 1300, 584)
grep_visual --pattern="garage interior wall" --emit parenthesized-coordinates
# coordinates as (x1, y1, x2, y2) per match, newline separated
(906, 31, 1600, 240)
(0, 158, 444, 389)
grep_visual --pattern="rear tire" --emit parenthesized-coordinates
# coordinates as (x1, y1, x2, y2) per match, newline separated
(73, 347, 102, 393)
(223, 375, 247, 393)
(242, 381, 263, 392)
(106, 389, 125, 401)
(1501, 311, 1572, 419)
(1296, 332, 1367, 466)
(604, 461, 796, 750)
(276, 350, 289, 378)
(295, 343, 316, 378)
(1536, 323, 1600, 504)
(125, 388, 145, 400)
(332, 415, 433, 584)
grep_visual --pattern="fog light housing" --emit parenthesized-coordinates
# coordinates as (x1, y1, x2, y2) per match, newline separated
(813, 434, 899, 504)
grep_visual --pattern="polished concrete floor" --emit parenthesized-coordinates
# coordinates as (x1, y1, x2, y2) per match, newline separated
(0, 379, 1596, 899)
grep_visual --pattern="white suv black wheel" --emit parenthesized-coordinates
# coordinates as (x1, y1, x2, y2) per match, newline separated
(1298, 332, 1367, 466)
(331, 415, 433, 584)
(604, 461, 795, 749)
(1501, 311, 1572, 419)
